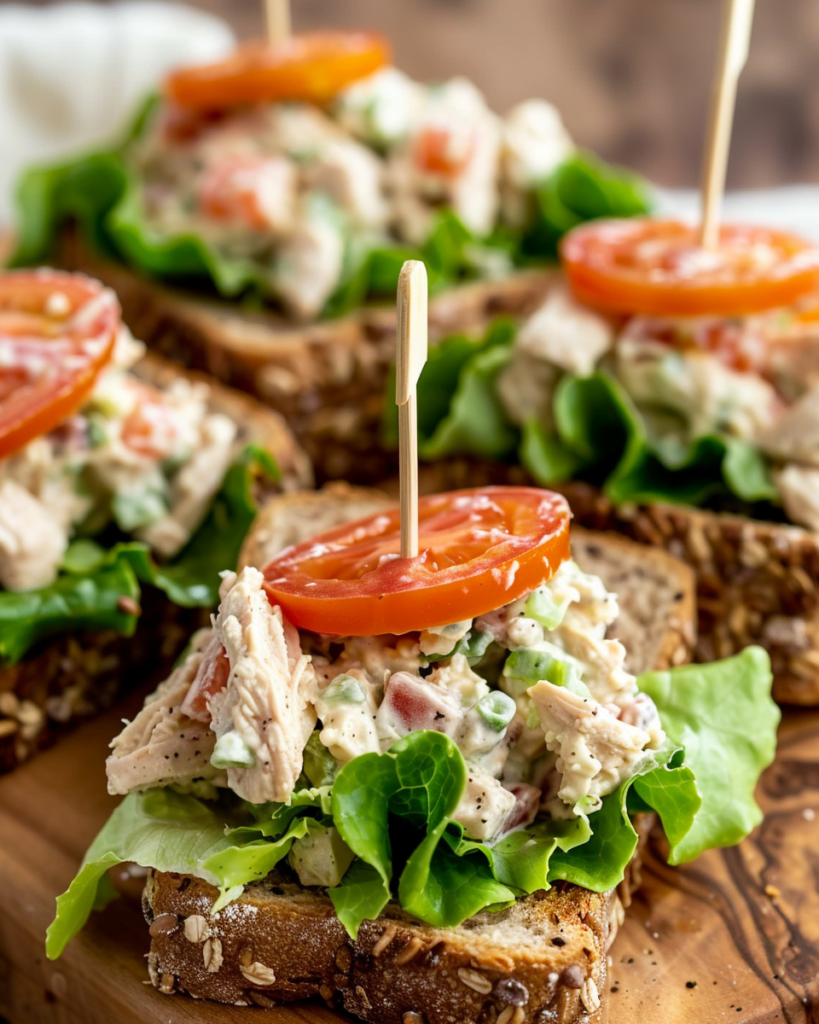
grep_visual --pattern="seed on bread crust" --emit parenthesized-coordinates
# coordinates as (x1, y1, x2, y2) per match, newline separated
(394, 936, 424, 965)
(159, 973, 176, 995)
(580, 977, 601, 1013)
(497, 1007, 525, 1024)
(457, 968, 493, 994)
(183, 914, 209, 942)
(148, 914, 179, 938)
(494, 978, 529, 1006)
(371, 923, 397, 957)
(203, 936, 223, 973)
(240, 962, 277, 987)
(559, 965, 584, 990)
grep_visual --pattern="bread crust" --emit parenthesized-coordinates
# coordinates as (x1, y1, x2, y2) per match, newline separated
(0, 356, 312, 771)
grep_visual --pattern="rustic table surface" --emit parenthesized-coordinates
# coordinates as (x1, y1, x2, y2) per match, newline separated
(0, 693, 817, 1024)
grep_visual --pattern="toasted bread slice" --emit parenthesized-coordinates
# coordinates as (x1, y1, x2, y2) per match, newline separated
(143, 855, 646, 1024)
(412, 460, 819, 705)
(142, 486, 686, 1023)
(59, 229, 558, 484)
(0, 354, 312, 772)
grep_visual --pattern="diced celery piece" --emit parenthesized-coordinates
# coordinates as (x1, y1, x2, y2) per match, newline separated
(503, 645, 590, 698)
(210, 730, 255, 770)
(524, 586, 568, 630)
(322, 674, 366, 704)
(475, 690, 517, 731)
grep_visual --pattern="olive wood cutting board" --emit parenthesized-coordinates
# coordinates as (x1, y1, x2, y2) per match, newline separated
(0, 696, 817, 1024)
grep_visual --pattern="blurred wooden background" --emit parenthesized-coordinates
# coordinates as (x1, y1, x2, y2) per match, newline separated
(184, 0, 819, 190)
(4, 0, 817, 188)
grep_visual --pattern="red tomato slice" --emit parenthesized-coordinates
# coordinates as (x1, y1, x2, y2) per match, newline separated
(561, 219, 819, 317)
(0, 270, 118, 460)
(263, 487, 571, 636)
(165, 31, 391, 111)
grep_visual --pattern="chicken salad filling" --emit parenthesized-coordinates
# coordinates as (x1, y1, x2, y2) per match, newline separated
(107, 559, 669, 890)
(14, 69, 650, 320)
(388, 286, 819, 533)
(0, 326, 238, 593)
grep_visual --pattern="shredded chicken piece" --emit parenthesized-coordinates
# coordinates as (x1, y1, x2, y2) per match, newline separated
(209, 567, 317, 803)
(774, 464, 819, 533)
(528, 681, 657, 813)
(306, 138, 387, 229)
(0, 479, 67, 591)
(106, 629, 219, 794)
(758, 383, 819, 466)
(516, 286, 614, 376)
(138, 411, 237, 558)
(452, 772, 516, 842)
(273, 209, 345, 321)
(553, 627, 636, 705)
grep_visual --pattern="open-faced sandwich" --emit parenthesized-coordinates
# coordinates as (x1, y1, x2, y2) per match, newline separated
(10, 30, 648, 480)
(47, 483, 779, 1024)
(0, 268, 310, 770)
(384, 218, 819, 704)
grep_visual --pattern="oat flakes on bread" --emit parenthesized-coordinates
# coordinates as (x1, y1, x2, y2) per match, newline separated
(0, 350, 312, 772)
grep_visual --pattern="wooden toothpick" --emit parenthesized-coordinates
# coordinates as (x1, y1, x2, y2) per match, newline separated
(396, 260, 428, 559)
(699, 0, 756, 248)
(265, 0, 291, 46)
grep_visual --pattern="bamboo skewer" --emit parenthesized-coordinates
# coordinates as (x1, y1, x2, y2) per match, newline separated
(396, 261, 429, 559)
(265, 0, 291, 46)
(699, 0, 756, 249)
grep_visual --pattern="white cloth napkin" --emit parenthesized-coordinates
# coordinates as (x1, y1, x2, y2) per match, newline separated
(0, 1, 235, 224)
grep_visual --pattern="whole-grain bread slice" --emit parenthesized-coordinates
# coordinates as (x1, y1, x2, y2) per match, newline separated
(0, 353, 313, 772)
(412, 460, 819, 705)
(143, 853, 646, 1024)
(59, 229, 558, 484)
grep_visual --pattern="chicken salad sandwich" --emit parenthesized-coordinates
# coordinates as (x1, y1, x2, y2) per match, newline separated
(385, 218, 819, 704)
(47, 484, 779, 1023)
(0, 267, 310, 769)
(10, 29, 650, 485)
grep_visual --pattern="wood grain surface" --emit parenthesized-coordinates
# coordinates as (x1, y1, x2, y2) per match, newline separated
(0, 695, 817, 1024)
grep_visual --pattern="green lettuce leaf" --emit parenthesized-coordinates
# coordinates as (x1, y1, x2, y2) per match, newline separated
(0, 547, 141, 664)
(518, 371, 781, 508)
(330, 730, 467, 936)
(520, 151, 652, 261)
(637, 646, 779, 862)
(1, 445, 277, 663)
(383, 318, 518, 460)
(45, 788, 308, 959)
